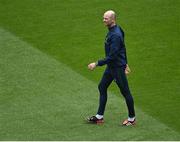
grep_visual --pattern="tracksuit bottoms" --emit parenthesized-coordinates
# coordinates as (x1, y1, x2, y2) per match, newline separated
(97, 66, 135, 118)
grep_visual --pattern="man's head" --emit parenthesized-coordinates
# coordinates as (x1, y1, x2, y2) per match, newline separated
(103, 10, 116, 28)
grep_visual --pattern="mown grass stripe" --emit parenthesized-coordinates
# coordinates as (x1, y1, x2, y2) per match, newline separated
(0, 28, 180, 140)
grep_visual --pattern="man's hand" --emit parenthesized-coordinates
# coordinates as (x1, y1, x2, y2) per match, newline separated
(88, 62, 96, 71)
(125, 64, 131, 75)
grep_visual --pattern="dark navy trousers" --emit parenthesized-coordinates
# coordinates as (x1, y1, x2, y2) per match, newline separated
(97, 66, 135, 118)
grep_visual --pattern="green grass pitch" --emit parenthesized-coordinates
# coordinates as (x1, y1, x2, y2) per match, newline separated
(0, 0, 180, 140)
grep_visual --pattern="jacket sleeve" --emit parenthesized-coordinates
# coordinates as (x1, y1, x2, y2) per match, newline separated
(124, 47, 128, 64)
(123, 33, 128, 64)
(97, 34, 121, 66)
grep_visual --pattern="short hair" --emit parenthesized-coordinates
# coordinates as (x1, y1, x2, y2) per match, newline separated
(105, 10, 116, 20)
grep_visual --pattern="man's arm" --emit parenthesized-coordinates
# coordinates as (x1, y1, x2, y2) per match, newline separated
(97, 34, 121, 66)
(88, 34, 121, 71)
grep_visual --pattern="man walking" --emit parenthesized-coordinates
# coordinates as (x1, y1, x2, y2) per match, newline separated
(87, 10, 135, 126)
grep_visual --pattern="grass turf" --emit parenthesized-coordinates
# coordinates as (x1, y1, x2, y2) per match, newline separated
(0, 0, 180, 139)
(0, 28, 180, 140)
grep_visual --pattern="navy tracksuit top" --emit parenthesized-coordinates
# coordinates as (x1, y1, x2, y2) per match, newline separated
(97, 25, 127, 68)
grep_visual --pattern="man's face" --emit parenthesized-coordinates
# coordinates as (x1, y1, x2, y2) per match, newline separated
(103, 13, 114, 27)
